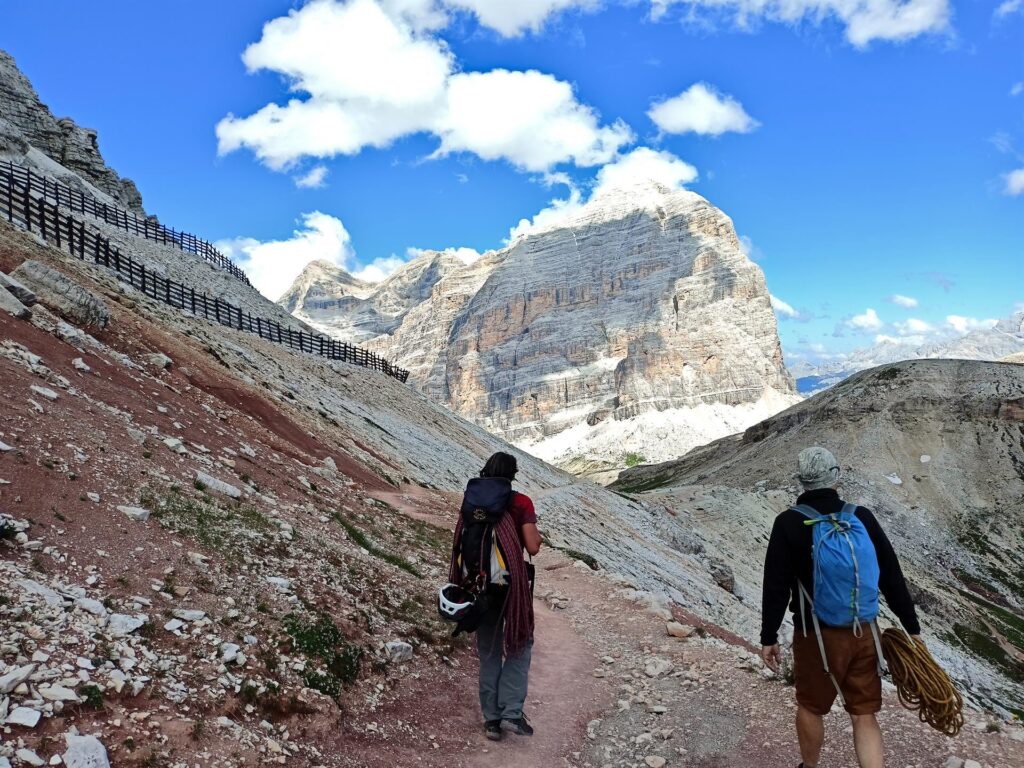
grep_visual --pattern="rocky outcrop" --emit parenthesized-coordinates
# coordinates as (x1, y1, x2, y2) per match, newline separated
(613, 359, 1024, 714)
(286, 181, 795, 455)
(0, 49, 144, 212)
(11, 260, 109, 328)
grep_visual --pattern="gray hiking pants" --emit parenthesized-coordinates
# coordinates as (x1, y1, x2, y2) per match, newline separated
(477, 597, 533, 722)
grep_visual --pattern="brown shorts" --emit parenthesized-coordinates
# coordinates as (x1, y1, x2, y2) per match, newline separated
(792, 625, 882, 716)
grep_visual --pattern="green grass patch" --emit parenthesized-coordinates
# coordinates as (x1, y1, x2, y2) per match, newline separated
(283, 612, 363, 697)
(555, 547, 600, 570)
(624, 452, 646, 467)
(331, 512, 420, 577)
(952, 622, 1024, 679)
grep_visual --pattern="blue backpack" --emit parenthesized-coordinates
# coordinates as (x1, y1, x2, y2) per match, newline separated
(794, 502, 880, 630)
(793, 502, 886, 704)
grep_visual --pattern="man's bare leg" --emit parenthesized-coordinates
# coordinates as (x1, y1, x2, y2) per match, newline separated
(796, 705, 824, 767)
(850, 713, 884, 768)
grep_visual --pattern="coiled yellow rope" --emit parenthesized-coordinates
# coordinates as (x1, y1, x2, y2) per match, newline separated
(880, 629, 964, 737)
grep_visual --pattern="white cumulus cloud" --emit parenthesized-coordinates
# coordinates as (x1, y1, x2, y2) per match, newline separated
(295, 166, 329, 188)
(648, 83, 759, 136)
(649, 0, 949, 47)
(995, 0, 1022, 17)
(893, 317, 933, 337)
(887, 293, 918, 308)
(444, 0, 599, 36)
(352, 255, 408, 282)
(508, 147, 698, 239)
(1004, 168, 1024, 196)
(946, 315, 997, 334)
(217, 0, 630, 174)
(770, 294, 799, 318)
(847, 308, 883, 332)
(1011, 82, 1024, 97)
(433, 69, 633, 171)
(217, 212, 356, 300)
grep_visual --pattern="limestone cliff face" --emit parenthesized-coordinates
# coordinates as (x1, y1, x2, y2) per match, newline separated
(0, 49, 145, 212)
(286, 181, 795, 444)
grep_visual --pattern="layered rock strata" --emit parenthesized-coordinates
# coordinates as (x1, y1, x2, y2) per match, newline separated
(0, 49, 144, 212)
(285, 182, 795, 449)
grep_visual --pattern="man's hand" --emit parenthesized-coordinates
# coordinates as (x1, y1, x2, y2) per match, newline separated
(761, 644, 781, 673)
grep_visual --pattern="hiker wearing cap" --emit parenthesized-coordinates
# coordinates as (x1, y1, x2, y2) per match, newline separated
(447, 451, 541, 742)
(760, 447, 921, 768)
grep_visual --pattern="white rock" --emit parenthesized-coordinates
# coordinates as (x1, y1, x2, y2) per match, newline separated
(7, 706, 42, 727)
(644, 757, 666, 768)
(963, 761, 982, 768)
(40, 685, 80, 702)
(0, 757, 9, 768)
(107, 614, 147, 636)
(75, 598, 107, 617)
(0, 440, 14, 451)
(666, 622, 695, 639)
(163, 437, 186, 454)
(116, 505, 149, 522)
(0, 663, 37, 693)
(943, 759, 965, 768)
(385, 641, 414, 664)
(266, 576, 291, 592)
(15, 579, 63, 606)
(221, 643, 241, 663)
(163, 619, 185, 632)
(146, 353, 173, 369)
(30, 384, 59, 401)
(195, 471, 241, 499)
(63, 734, 111, 768)
(644, 657, 673, 678)
(72, 357, 91, 372)
(884, 473, 902, 485)
(171, 609, 206, 622)
(920, 454, 931, 463)
(86, 492, 100, 503)
(17, 750, 45, 767)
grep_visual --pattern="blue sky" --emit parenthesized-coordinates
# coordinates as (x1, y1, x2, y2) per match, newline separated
(2, 0, 1022, 366)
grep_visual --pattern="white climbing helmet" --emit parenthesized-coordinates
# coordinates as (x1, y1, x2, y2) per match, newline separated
(437, 583, 474, 622)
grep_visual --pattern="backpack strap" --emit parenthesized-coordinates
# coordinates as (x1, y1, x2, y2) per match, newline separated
(798, 581, 846, 707)
(791, 504, 822, 520)
(839, 502, 858, 516)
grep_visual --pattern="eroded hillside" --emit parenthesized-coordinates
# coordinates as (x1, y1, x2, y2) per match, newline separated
(613, 360, 1024, 716)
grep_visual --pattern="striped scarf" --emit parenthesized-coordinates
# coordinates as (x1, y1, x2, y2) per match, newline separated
(448, 511, 534, 656)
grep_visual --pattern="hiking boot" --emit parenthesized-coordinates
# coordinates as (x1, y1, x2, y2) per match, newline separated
(502, 716, 534, 736)
(484, 720, 502, 741)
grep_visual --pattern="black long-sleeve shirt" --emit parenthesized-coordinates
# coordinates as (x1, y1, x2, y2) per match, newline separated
(760, 488, 920, 646)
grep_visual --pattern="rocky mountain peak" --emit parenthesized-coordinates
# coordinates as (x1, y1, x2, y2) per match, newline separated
(283, 182, 796, 466)
(0, 49, 145, 212)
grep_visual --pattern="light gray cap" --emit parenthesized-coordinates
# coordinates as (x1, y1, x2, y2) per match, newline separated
(797, 447, 840, 490)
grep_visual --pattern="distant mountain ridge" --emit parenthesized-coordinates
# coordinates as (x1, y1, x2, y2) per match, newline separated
(792, 309, 1024, 393)
(281, 180, 798, 467)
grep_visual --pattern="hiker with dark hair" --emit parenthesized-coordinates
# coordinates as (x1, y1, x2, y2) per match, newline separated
(447, 451, 541, 741)
(760, 447, 921, 768)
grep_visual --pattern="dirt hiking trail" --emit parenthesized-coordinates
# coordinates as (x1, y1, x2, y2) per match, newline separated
(340, 536, 1024, 767)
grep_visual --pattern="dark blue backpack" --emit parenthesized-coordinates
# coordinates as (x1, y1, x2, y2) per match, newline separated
(795, 502, 880, 629)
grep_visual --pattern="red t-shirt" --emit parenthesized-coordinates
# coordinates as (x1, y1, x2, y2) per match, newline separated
(509, 491, 537, 527)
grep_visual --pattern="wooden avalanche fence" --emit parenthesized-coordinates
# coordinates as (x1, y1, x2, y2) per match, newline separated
(0, 166, 410, 384)
(0, 160, 250, 285)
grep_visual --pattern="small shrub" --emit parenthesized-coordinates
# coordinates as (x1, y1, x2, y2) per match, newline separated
(142, 450, 153, 460)
(190, 718, 207, 740)
(283, 612, 363, 696)
(624, 452, 646, 467)
(80, 683, 104, 709)
(561, 548, 599, 570)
